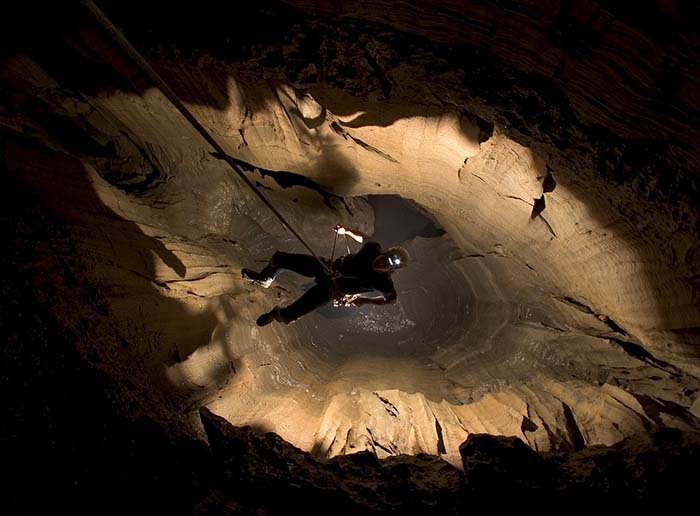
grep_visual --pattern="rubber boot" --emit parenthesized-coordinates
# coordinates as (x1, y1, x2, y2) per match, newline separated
(242, 266, 277, 288)
(256, 307, 282, 326)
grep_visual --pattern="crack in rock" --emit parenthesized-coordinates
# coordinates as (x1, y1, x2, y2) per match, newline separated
(373, 392, 399, 417)
(366, 427, 395, 456)
(561, 402, 586, 451)
(211, 151, 353, 214)
(555, 295, 626, 335)
(330, 121, 399, 163)
(435, 417, 447, 455)
(362, 48, 392, 99)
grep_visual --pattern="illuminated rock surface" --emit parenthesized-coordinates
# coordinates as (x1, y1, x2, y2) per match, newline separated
(2, 0, 699, 511)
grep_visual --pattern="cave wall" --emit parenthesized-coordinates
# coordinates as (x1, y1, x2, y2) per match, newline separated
(1, 0, 699, 498)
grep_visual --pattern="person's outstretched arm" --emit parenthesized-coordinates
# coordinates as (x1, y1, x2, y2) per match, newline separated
(334, 224, 368, 243)
(346, 287, 397, 306)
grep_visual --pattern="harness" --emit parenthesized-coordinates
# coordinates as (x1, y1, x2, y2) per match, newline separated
(327, 231, 360, 306)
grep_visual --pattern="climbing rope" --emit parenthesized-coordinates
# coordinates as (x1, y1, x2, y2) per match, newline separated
(329, 231, 339, 264)
(79, 0, 332, 275)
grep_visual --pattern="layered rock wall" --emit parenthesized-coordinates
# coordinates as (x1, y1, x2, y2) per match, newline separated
(2, 0, 698, 474)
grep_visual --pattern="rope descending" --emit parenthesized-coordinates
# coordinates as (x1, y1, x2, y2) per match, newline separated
(79, 0, 332, 275)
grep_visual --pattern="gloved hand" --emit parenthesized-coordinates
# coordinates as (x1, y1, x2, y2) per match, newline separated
(340, 294, 361, 306)
(333, 224, 364, 243)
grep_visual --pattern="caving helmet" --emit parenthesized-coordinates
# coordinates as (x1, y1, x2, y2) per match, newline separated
(372, 246, 410, 273)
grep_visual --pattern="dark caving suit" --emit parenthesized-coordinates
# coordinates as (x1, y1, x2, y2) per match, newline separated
(258, 241, 397, 324)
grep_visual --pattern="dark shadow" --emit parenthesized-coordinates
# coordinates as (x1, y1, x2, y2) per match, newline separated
(216, 152, 354, 213)
(1, 1, 304, 110)
(198, 407, 465, 511)
(0, 141, 219, 514)
(199, 406, 700, 508)
(366, 194, 445, 246)
(288, 105, 327, 130)
(152, 241, 187, 278)
(1, 132, 228, 388)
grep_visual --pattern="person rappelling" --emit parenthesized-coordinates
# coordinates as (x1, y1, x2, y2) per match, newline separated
(242, 225, 410, 326)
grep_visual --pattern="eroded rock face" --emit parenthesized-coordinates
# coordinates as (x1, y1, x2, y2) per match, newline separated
(198, 407, 464, 512)
(2, 0, 699, 503)
(199, 407, 700, 509)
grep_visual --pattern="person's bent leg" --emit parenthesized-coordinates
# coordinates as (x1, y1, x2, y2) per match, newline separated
(243, 251, 326, 288)
(257, 284, 332, 326)
(244, 251, 325, 288)
(269, 251, 325, 278)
